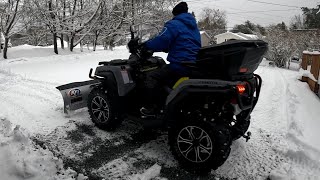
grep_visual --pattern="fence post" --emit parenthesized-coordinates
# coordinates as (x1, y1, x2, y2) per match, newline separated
(301, 51, 320, 93)
(310, 54, 320, 80)
(310, 54, 320, 93)
(301, 53, 308, 70)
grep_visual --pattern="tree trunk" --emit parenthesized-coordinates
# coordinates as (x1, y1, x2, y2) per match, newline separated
(60, 34, 64, 49)
(49, 0, 58, 54)
(3, 38, 9, 59)
(93, 40, 96, 51)
(103, 42, 107, 50)
(53, 32, 58, 54)
(80, 41, 83, 52)
(93, 35, 98, 51)
(70, 35, 74, 52)
(66, 35, 70, 48)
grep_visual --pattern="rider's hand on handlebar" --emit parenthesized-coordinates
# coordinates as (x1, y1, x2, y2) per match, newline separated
(139, 43, 154, 58)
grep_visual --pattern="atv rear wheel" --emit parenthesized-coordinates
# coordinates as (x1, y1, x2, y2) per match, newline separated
(87, 88, 122, 131)
(169, 120, 231, 174)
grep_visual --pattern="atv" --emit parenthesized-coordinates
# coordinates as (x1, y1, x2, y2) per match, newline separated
(56, 28, 268, 174)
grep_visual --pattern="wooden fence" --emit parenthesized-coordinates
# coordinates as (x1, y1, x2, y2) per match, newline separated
(301, 51, 320, 95)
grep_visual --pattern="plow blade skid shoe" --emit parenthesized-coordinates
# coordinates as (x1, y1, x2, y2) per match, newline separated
(56, 80, 100, 114)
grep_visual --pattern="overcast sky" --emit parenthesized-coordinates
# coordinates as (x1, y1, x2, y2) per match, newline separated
(185, 0, 319, 29)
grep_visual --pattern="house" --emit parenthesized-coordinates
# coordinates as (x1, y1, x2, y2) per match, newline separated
(200, 31, 212, 47)
(214, 32, 259, 44)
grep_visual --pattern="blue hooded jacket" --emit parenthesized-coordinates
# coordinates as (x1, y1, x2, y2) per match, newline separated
(145, 13, 201, 74)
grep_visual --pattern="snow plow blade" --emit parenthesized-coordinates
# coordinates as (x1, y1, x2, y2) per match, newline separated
(56, 80, 100, 114)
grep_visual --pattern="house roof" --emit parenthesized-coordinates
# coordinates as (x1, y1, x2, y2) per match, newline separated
(237, 33, 259, 40)
(214, 32, 258, 40)
(200, 31, 211, 38)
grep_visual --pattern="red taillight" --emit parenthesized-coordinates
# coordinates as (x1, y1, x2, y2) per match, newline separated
(239, 68, 248, 73)
(236, 84, 246, 94)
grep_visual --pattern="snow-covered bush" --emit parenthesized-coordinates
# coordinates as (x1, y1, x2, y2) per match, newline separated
(265, 26, 320, 68)
(265, 28, 295, 68)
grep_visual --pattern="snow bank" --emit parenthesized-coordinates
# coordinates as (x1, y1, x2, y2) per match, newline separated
(0, 115, 87, 180)
(130, 164, 162, 180)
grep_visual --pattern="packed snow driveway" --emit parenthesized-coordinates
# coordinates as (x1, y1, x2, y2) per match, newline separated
(0, 47, 320, 180)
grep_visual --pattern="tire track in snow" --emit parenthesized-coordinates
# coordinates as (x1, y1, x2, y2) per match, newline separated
(253, 67, 288, 133)
(0, 71, 61, 108)
(214, 67, 292, 179)
(0, 93, 49, 134)
(0, 71, 66, 134)
(277, 70, 320, 176)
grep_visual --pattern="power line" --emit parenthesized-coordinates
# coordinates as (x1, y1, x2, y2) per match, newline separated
(227, 14, 277, 24)
(186, 0, 302, 27)
(247, 0, 301, 8)
(228, 9, 299, 14)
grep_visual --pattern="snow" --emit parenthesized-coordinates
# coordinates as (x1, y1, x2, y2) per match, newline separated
(303, 50, 320, 55)
(130, 164, 162, 180)
(0, 45, 320, 179)
(0, 116, 86, 180)
(299, 68, 317, 82)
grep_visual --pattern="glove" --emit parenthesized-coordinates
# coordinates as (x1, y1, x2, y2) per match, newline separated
(139, 43, 153, 58)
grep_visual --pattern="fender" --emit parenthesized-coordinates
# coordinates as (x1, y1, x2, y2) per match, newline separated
(166, 79, 242, 106)
(94, 65, 136, 96)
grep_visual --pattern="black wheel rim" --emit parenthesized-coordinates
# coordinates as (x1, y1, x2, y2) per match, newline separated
(91, 96, 110, 123)
(177, 126, 213, 163)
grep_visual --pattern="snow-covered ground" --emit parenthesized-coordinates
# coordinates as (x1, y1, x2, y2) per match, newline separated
(0, 45, 319, 180)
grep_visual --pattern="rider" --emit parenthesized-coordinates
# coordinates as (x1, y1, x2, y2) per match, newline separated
(140, 2, 201, 115)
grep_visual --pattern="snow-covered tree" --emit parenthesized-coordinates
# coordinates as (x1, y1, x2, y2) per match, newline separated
(198, 8, 227, 37)
(265, 25, 294, 67)
(0, 0, 23, 59)
(232, 20, 266, 36)
(302, 5, 320, 29)
(60, 0, 103, 51)
(32, 0, 63, 54)
(290, 15, 305, 30)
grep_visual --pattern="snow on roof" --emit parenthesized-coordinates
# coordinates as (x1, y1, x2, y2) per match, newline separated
(200, 31, 210, 38)
(303, 50, 320, 55)
(237, 33, 259, 40)
(214, 32, 258, 40)
(214, 32, 247, 40)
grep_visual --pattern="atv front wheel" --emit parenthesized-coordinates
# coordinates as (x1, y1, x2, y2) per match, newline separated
(87, 88, 122, 130)
(168, 121, 232, 174)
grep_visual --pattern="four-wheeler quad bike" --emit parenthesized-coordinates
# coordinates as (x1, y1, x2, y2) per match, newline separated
(56, 29, 268, 174)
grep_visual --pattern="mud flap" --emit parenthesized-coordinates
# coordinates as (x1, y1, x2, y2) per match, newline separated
(56, 80, 100, 114)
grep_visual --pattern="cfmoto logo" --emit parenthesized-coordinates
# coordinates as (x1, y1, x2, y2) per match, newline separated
(68, 89, 81, 97)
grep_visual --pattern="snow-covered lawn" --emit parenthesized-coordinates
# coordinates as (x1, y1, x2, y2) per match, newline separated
(0, 45, 319, 180)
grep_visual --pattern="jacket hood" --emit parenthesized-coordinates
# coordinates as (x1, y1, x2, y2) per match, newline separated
(173, 13, 198, 29)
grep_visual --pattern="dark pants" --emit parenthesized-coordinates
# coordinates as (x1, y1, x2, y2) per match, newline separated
(145, 65, 184, 107)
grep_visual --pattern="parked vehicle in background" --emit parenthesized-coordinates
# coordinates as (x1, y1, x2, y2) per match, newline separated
(291, 56, 300, 63)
